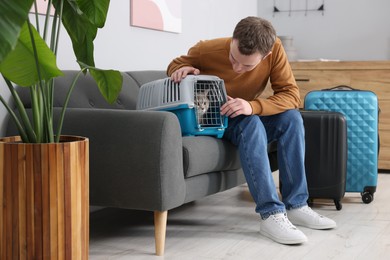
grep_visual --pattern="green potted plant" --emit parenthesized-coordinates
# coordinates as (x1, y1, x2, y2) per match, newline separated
(0, 1, 122, 258)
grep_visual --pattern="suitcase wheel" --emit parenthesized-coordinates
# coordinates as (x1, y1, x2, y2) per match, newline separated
(334, 200, 342, 211)
(361, 192, 374, 204)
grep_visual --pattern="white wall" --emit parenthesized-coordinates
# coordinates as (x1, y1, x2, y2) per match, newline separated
(258, 0, 390, 61)
(0, 0, 257, 137)
(58, 0, 258, 71)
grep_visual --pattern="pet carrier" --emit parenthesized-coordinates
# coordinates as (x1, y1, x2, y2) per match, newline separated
(137, 75, 228, 138)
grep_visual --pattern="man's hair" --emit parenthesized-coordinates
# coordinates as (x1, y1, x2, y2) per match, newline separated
(232, 16, 276, 56)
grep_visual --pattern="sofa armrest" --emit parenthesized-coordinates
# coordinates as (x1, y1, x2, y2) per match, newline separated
(56, 108, 186, 211)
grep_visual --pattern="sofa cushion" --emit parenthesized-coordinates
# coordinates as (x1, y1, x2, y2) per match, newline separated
(182, 136, 241, 178)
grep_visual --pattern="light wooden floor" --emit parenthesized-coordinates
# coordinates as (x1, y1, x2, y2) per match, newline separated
(89, 173, 390, 260)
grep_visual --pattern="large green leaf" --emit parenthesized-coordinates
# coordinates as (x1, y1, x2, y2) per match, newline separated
(0, 22, 63, 87)
(0, 0, 34, 64)
(76, 0, 110, 28)
(71, 33, 95, 68)
(90, 69, 122, 104)
(54, 0, 98, 43)
(53, 0, 97, 67)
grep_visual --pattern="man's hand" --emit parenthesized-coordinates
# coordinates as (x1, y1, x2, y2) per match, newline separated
(170, 66, 200, 83)
(221, 96, 253, 118)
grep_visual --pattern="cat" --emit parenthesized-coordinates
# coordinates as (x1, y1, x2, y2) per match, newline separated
(194, 89, 210, 125)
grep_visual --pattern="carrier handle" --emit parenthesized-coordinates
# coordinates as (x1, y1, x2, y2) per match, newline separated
(322, 85, 360, 91)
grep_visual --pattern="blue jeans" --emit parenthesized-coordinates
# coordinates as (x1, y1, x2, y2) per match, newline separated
(223, 109, 308, 219)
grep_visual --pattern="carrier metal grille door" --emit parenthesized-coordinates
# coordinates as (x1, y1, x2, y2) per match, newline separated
(194, 80, 226, 127)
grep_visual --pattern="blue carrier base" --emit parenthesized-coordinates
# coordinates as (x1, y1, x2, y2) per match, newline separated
(170, 108, 228, 138)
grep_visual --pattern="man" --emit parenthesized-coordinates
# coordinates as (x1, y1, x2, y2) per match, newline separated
(167, 16, 336, 245)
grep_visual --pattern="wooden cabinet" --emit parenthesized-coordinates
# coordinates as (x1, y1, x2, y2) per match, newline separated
(289, 61, 390, 170)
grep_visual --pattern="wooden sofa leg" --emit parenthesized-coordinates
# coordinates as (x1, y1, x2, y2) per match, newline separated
(154, 210, 168, 256)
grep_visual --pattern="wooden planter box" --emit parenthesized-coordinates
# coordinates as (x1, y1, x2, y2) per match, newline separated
(0, 136, 89, 259)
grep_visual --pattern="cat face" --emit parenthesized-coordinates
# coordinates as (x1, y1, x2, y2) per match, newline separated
(195, 89, 210, 114)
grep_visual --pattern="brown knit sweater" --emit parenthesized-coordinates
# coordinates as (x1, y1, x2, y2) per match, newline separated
(167, 37, 301, 115)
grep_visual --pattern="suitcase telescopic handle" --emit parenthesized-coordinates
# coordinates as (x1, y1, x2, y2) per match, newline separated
(322, 85, 359, 91)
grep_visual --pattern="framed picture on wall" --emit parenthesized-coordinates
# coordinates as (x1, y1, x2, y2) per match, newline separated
(130, 0, 182, 33)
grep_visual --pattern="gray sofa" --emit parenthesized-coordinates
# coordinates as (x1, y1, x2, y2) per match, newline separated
(6, 70, 278, 255)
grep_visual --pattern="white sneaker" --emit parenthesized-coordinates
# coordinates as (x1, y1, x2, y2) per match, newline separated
(287, 205, 337, 230)
(260, 213, 308, 245)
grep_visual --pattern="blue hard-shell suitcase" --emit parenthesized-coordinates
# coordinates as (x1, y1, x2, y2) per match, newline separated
(304, 86, 379, 204)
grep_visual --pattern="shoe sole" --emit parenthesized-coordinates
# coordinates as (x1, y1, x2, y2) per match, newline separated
(290, 220, 337, 230)
(259, 229, 308, 245)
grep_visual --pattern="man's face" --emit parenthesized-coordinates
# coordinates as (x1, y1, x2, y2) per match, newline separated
(229, 39, 264, 74)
